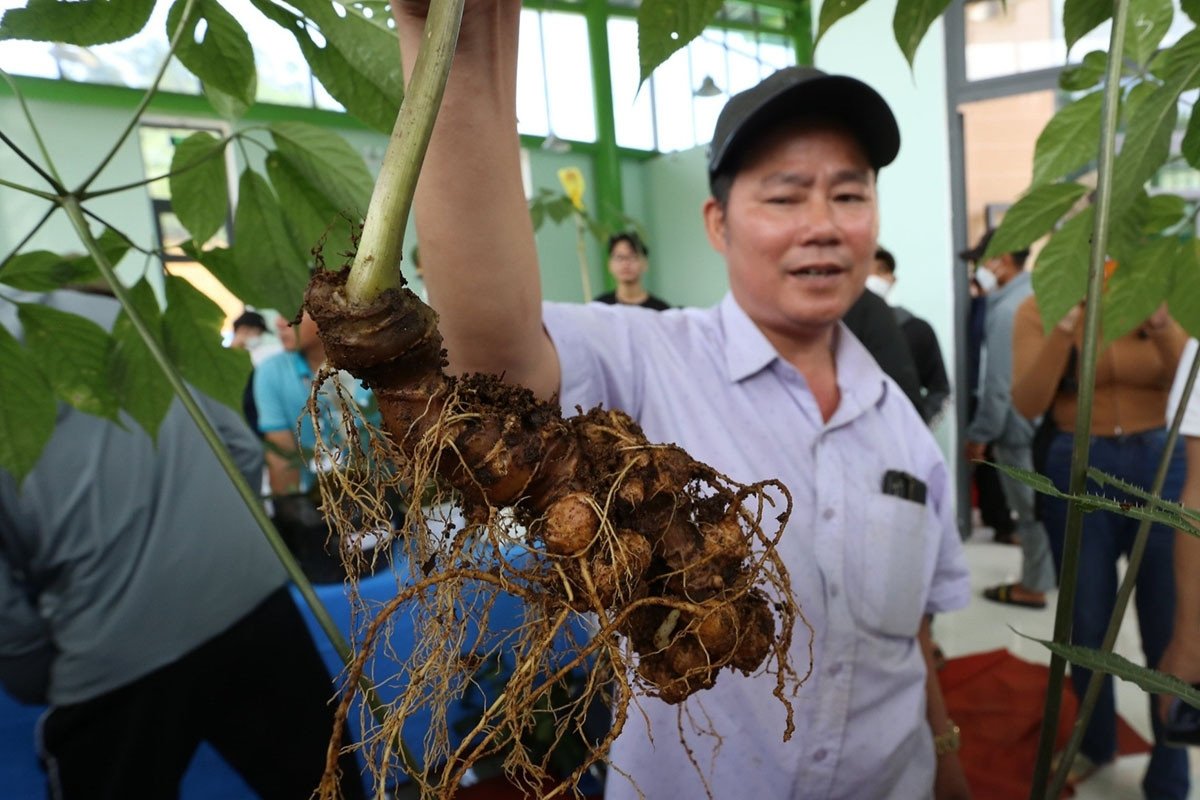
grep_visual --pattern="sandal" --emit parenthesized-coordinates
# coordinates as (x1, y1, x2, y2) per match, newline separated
(982, 582, 1047, 609)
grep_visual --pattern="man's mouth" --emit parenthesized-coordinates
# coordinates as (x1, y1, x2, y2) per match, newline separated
(791, 265, 845, 277)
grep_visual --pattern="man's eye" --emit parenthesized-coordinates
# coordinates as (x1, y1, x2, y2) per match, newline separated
(766, 195, 797, 204)
(834, 192, 866, 203)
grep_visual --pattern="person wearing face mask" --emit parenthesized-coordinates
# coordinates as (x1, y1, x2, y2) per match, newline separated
(865, 247, 950, 424)
(961, 230, 1055, 609)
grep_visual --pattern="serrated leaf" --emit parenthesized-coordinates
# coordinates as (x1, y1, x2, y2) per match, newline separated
(816, 0, 872, 44)
(249, 0, 403, 133)
(162, 276, 250, 412)
(108, 280, 172, 442)
(17, 304, 119, 421)
(1060, 51, 1108, 91)
(1100, 236, 1174, 344)
(1032, 207, 1094, 333)
(1087, 466, 1200, 528)
(203, 81, 251, 121)
(231, 169, 309, 317)
(0, 227, 129, 291)
(268, 122, 373, 216)
(546, 197, 574, 225)
(167, 0, 256, 107)
(637, 0, 726, 83)
(1032, 91, 1103, 186)
(985, 182, 1089, 260)
(893, 0, 955, 67)
(1024, 635, 1200, 707)
(1168, 240, 1200, 339)
(0, 324, 56, 482)
(0, 0, 155, 45)
(1111, 81, 1182, 212)
(169, 132, 229, 244)
(1124, 0, 1173, 68)
(1183, 104, 1200, 169)
(264, 152, 357, 268)
(1064, 0, 1112, 54)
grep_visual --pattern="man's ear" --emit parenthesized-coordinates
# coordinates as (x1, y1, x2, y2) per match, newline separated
(702, 197, 727, 254)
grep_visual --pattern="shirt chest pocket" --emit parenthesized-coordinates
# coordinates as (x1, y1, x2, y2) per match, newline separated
(843, 494, 933, 638)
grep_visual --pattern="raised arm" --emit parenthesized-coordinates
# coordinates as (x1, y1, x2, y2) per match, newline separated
(391, 0, 560, 400)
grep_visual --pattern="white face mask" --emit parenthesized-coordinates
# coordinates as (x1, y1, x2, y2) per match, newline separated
(974, 265, 998, 293)
(864, 274, 893, 298)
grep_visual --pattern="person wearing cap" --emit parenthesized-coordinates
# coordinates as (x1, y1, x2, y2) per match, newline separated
(594, 232, 671, 310)
(959, 231, 1056, 609)
(389, 2, 970, 797)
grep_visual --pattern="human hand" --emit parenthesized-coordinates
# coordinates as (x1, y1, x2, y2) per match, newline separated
(934, 752, 972, 800)
(965, 441, 988, 463)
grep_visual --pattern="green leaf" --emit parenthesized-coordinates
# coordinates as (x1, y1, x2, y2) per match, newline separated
(530, 201, 546, 233)
(1156, 27, 1200, 90)
(1124, 0, 1174, 68)
(168, 132, 229, 244)
(984, 182, 1089, 260)
(1032, 91, 1103, 186)
(1032, 207, 1094, 333)
(1140, 193, 1189, 234)
(0, 324, 56, 482)
(0, 228, 129, 291)
(0, 0, 155, 45)
(1086, 466, 1200, 529)
(203, 82, 251, 121)
(162, 276, 250, 412)
(108, 279, 173, 442)
(265, 152, 358, 268)
(167, 0, 256, 107)
(816, 0, 872, 44)
(1024, 635, 1200, 707)
(17, 304, 119, 421)
(1168, 239, 1200, 339)
(230, 169, 309, 317)
(1183, 106, 1200, 170)
(1100, 235, 1174, 344)
(1111, 82, 1181, 213)
(546, 197, 574, 225)
(1122, 80, 1159, 122)
(893, 0, 956, 67)
(637, 0, 726, 84)
(1063, 0, 1112, 54)
(268, 122, 373, 217)
(1184, 0, 1200, 24)
(1059, 50, 1108, 91)
(248, 0, 404, 133)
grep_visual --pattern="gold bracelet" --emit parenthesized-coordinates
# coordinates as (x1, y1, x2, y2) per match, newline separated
(934, 722, 962, 756)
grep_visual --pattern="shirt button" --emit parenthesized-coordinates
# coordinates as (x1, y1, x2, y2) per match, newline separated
(813, 748, 828, 763)
(829, 584, 839, 598)
(822, 508, 835, 520)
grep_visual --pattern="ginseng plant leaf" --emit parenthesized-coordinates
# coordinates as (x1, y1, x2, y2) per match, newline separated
(1032, 91, 1103, 186)
(0, 0, 156, 46)
(0, 228, 129, 292)
(268, 122, 374, 218)
(637, 0, 726, 84)
(1063, 0, 1113, 53)
(1123, 0, 1174, 68)
(162, 276, 251, 413)
(983, 182, 1090, 261)
(166, 0, 257, 108)
(168, 131, 230, 245)
(893, 0, 956, 67)
(1021, 633, 1200, 708)
(17, 303, 121, 422)
(1031, 207, 1093, 334)
(1167, 239, 1200, 340)
(816, 0, 872, 45)
(1059, 50, 1108, 91)
(108, 279, 173, 443)
(250, 0, 403, 133)
(1099, 236, 1174, 345)
(0, 324, 56, 483)
(265, 151, 359, 268)
(230, 169, 310, 318)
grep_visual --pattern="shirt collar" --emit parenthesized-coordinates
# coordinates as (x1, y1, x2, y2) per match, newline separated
(719, 292, 780, 382)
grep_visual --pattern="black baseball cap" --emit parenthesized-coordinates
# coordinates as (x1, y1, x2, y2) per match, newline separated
(707, 66, 900, 185)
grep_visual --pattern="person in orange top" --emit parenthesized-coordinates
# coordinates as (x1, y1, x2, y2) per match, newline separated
(1011, 294, 1189, 795)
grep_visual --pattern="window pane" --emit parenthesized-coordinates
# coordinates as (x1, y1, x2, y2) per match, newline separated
(652, 45, 696, 152)
(543, 11, 596, 142)
(609, 17, 655, 150)
(225, 0, 314, 107)
(517, 9, 550, 138)
(689, 34, 729, 146)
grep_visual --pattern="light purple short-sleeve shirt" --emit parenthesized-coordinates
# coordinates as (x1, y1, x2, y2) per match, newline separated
(543, 293, 970, 800)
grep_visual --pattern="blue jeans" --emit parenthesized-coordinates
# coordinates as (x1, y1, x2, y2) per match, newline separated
(1041, 428, 1188, 800)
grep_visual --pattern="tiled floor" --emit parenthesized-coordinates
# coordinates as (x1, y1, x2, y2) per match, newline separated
(937, 527, 1200, 799)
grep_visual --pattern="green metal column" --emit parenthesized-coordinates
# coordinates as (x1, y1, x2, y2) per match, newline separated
(584, 0, 624, 290)
(791, 0, 814, 65)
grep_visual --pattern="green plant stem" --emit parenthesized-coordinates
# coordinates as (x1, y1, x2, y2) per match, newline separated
(0, 205, 55, 267)
(58, 195, 417, 773)
(1046, 347, 1200, 799)
(0, 67, 65, 189)
(81, 136, 234, 199)
(0, 128, 63, 197)
(344, 0, 466, 306)
(76, 0, 197, 194)
(1030, 2, 1131, 795)
(574, 214, 592, 301)
(0, 175, 56, 200)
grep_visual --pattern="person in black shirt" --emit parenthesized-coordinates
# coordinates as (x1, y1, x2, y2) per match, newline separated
(594, 232, 670, 310)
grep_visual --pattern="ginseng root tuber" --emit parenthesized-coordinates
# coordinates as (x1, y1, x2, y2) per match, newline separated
(304, 267, 805, 797)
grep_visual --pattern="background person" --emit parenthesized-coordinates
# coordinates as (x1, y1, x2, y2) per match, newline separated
(389, 1, 971, 795)
(593, 231, 670, 309)
(1012, 295, 1188, 795)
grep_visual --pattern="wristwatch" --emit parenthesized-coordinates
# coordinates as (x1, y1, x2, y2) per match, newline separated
(934, 722, 962, 756)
